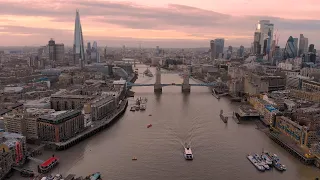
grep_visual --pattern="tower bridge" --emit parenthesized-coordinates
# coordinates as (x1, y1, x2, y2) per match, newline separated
(126, 66, 219, 93)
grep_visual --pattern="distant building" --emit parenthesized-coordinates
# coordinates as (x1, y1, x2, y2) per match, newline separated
(256, 20, 274, 54)
(38, 110, 85, 142)
(283, 36, 297, 59)
(210, 40, 216, 61)
(239, 45, 244, 57)
(308, 44, 315, 53)
(299, 34, 309, 56)
(73, 10, 85, 67)
(48, 39, 65, 65)
(215, 38, 225, 58)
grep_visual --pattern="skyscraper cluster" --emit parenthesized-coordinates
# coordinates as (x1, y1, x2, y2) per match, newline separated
(252, 20, 274, 56)
(210, 38, 225, 60)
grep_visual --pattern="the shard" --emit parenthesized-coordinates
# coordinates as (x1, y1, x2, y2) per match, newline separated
(73, 9, 85, 67)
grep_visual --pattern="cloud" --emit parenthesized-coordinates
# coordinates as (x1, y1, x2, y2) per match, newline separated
(0, 0, 319, 47)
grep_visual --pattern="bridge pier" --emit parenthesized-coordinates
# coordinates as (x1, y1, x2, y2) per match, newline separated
(181, 84, 191, 93)
(154, 84, 162, 93)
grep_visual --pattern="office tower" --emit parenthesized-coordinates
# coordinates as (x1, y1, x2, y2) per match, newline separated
(239, 45, 244, 57)
(263, 39, 268, 55)
(91, 41, 100, 63)
(48, 39, 56, 61)
(293, 38, 298, 56)
(228, 46, 233, 53)
(48, 39, 64, 64)
(73, 9, 85, 67)
(253, 32, 261, 54)
(309, 44, 315, 52)
(283, 36, 296, 59)
(87, 42, 91, 51)
(273, 46, 282, 65)
(304, 38, 309, 53)
(256, 20, 274, 54)
(299, 34, 308, 56)
(214, 38, 225, 58)
(210, 40, 216, 61)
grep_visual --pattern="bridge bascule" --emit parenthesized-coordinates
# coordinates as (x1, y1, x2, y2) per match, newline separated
(126, 67, 218, 93)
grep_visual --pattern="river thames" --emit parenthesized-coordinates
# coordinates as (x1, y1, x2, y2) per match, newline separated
(16, 65, 319, 180)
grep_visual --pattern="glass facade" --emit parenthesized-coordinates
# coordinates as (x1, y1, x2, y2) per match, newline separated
(284, 36, 297, 59)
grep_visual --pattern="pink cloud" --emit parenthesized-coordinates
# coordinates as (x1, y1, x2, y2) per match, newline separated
(0, 0, 319, 47)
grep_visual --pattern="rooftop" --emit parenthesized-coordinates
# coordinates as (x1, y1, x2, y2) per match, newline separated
(39, 110, 81, 124)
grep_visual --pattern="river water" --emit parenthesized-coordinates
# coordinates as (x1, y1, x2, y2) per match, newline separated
(15, 65, 319, 180)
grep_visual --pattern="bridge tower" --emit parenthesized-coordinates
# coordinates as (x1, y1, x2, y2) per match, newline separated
(154, 66, 162, 93)
(181, 66, 191, 93)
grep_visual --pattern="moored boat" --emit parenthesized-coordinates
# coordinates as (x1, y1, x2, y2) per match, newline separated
(130, 106, 136, 111)
(38, 156, 59, 174)
(247, 154, 265, 171)
(253, 154, 270, 170)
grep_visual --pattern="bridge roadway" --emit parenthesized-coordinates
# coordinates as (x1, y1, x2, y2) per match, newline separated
(126, 82, 217, 87)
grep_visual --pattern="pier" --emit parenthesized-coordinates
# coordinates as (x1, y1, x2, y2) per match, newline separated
(44, 99, 128, 150)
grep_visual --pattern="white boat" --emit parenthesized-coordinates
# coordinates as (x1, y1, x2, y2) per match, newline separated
(254, 154, 270, 170)
(184, 147, 193, 160)
(261, 153, 273, 166)
(247, 155, 265, 171)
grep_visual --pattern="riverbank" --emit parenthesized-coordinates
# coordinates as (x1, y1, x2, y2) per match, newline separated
(44, 99, 128, 150)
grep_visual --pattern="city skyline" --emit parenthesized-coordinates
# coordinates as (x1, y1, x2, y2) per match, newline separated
(0, 0, 320, 47)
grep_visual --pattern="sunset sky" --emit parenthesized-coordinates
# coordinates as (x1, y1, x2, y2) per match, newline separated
(0, 0, 319, 48)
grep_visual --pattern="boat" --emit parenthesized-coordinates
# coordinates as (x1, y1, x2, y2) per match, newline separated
(135, 105, 140, 111)
(261, 153, 273, 166)
(132, 157, 137, 160)
(271, 154, 286, 171)
(20, 169, 34, 177)
(130, 106, 136, 111)
(147, 124, 152, 128)
(253, 154, 270, 170)
(184, 146, 193, 160)
(140, 104, 146, 110)
(149, 114, 152, 116)
(85, 172, 101, 180)
(38, 156, 59, 174)
(247, 154, 265, 171)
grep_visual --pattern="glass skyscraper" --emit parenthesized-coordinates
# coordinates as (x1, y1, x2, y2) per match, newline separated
(284, 36, 296, 59)
(73, 9, 85, 66)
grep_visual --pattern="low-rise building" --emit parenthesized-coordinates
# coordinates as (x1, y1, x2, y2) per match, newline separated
(0, 132, 27, 166)
(0, 143, 13, 179)
(38, 110, 85, 142)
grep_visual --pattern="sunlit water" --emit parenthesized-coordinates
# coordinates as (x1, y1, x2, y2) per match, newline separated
(13, 65, 319, 180)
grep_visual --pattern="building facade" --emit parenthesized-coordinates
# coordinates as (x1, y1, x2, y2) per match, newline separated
(38, 110, 85, 142)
